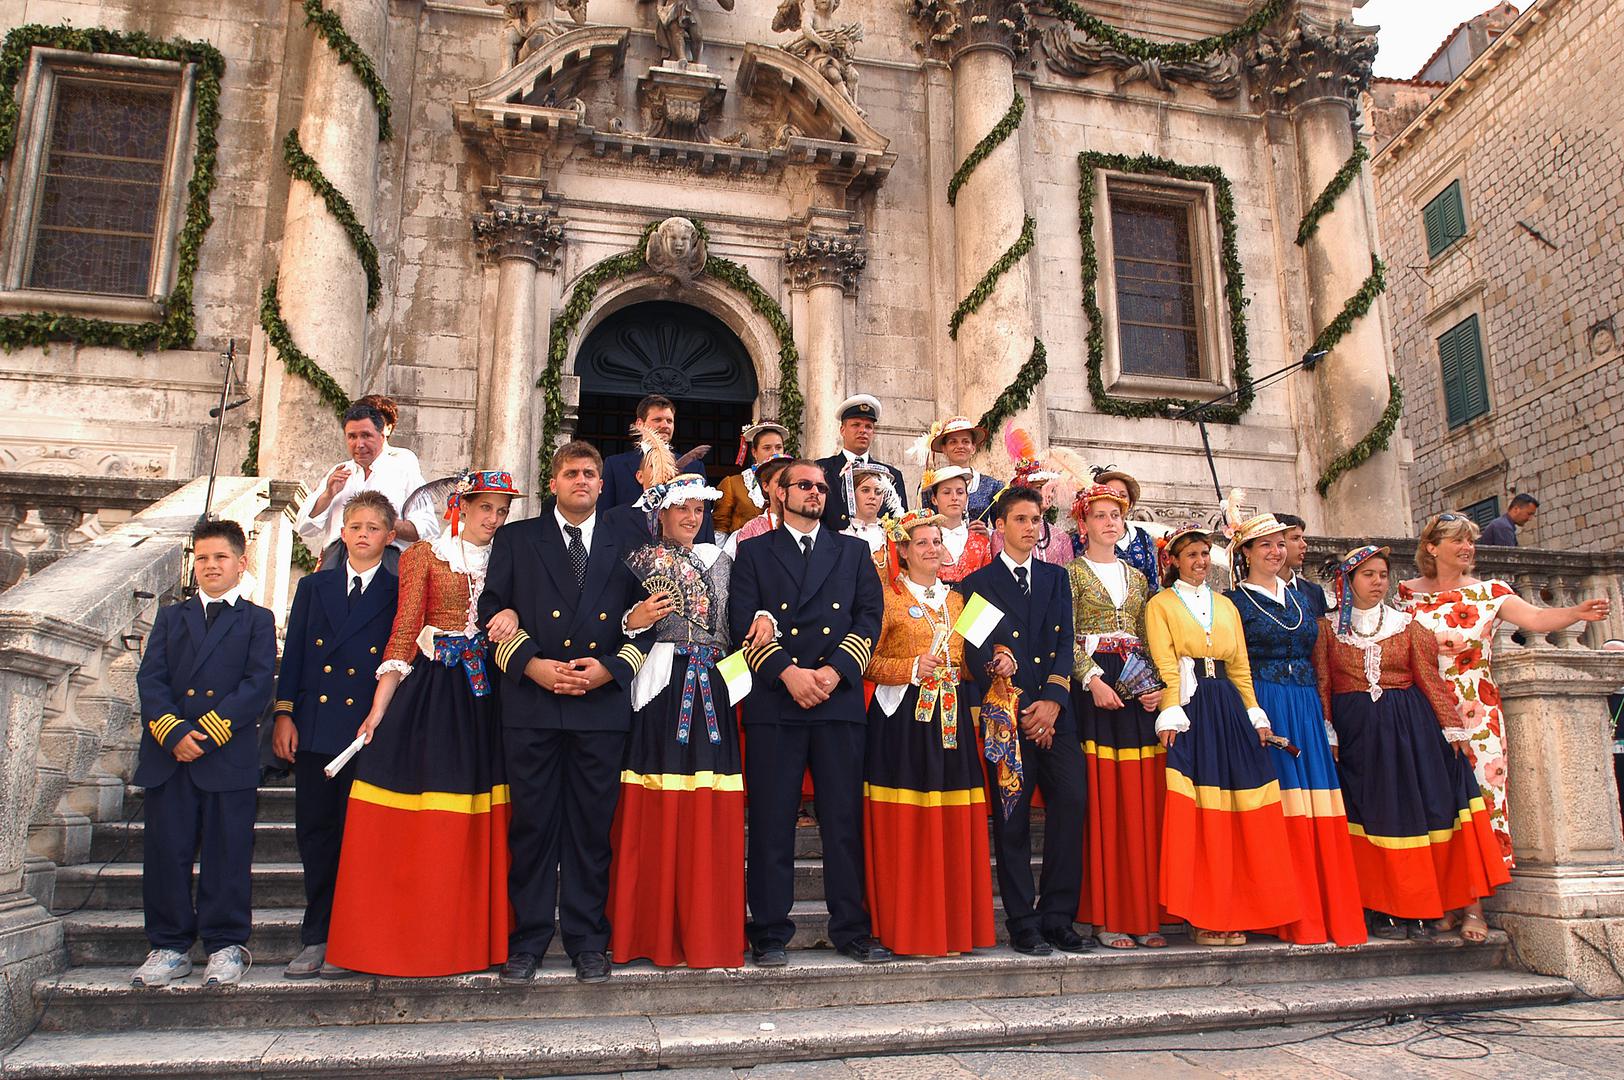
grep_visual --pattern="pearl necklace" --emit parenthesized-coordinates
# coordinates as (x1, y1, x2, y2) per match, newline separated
(1238, 579, 1304, 631)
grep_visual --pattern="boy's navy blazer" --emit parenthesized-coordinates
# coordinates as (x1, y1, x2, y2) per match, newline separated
(1288, 574, 1330, 621)
(273, 563, 400, 756)
(477, 498, 647, 732)
(956, 557, 1076, 731)
(135, 595, 277, 791)
(727, 524, 883, 725)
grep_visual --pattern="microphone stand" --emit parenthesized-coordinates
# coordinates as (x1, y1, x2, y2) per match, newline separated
(1170, 349, 1329, 506)
(186, 340, 248, 597)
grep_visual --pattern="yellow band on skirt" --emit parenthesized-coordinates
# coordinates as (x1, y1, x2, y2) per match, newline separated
(1348, 799, 1485, 850)
(349, 779, 511, 815)
(1082, 740, 1166, 763)
(863, 782, 986, 808)
(1165, 769, 1282, 814)
(1277, 786, 1347, 818)
(619, 769, 745, 792)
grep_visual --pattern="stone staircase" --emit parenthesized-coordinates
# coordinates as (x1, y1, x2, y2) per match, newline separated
(0, 782, 1576, 1078)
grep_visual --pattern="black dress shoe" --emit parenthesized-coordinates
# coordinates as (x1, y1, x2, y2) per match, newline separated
(500, 952, 539, 983)
(838, 936, 894, 964)
(1010, 928, 1053, 956)
(573, 950, 610, 983)
(1043, 926, 1096, 953)
(751, 944, 788, 967)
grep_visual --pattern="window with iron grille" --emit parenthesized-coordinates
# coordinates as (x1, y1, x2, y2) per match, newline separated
(1111, 197, 1202, 380)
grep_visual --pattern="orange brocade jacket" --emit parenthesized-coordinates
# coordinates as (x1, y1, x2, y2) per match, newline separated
(1309, 616, 1463, 733)
(382, 541, 476, 666)
(864, 583, 966, 686)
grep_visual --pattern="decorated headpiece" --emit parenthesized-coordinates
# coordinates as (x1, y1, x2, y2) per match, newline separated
(735, 420, 789, 466)
(1070, 482, 1130, 527)
(930, 415, 988, 454)
(633, 424, 678, 489)
(639, 472, 725, 514)
(445, 469, 524, 535)
(1332, 544, 1392, 636)
(921, 465, 973, 492)
(880, 509, 947, 591)
(1090, 465, 1141, 508)
(842, 459, 903, 519)
(1224, 496, 1289, 579)
(1156, 521, 1211, 579)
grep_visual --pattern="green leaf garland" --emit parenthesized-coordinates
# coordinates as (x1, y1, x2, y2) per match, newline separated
(0, 25, 224, 353)
(950, 214, 1035, 340)
(1296, 142, 1369, 247)
(1047, 0, 1289, 65)
(282, 128, 382, 311)
(1077, 150, 1253, 423)
(259, 277, 353, 418)
(1316, 375, 1402, 496)
(301, 0, 392, 140)
(948, 93, 1023, 207)
(976, 339, 1048, 436)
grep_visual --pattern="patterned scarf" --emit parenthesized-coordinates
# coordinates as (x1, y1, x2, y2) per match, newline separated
(980, 672, 1024, 819)
(674, 642, 723, 745)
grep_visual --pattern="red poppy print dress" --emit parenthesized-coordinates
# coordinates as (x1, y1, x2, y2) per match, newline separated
(1396, 579, 1516, 867)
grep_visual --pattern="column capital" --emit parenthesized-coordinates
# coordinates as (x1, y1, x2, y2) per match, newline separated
(785, 228, 867, 294)
(1246, 9, 1377, 116)
(910, 0, 1035, 62)
(473, 201, 564, 268)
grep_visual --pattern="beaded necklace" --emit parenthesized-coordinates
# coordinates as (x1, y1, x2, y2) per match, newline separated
(1238, 578, 1304, 632)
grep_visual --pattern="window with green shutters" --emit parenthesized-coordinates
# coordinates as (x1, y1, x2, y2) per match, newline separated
(1437, 314, 1491, 428)
(1462, 496, 1500, 528)
(1423, 181, 1468, 258)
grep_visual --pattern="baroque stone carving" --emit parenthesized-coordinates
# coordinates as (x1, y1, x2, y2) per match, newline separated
(1247, 10, 1377, 115)
(642, 0, 736, 66)
(640, 62, 726, 141)
(485, 0, 589, 66)
(773, 0, 864, 109)
(1040, 25, 1243, 100)
(785, 230, 866, 293)
(645, 216, 708, 285)
(472, 202, 565, 267)
(910, 0, 1035, 58)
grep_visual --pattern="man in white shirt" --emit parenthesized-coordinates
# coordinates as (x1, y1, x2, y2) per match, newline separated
(294, 402, 438, 571)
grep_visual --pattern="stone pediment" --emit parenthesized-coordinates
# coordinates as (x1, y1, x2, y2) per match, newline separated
(456, 25, 631, 141)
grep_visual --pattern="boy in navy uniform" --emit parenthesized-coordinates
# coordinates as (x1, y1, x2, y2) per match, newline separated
(271, 491, 400, 978)
(957, 486, 1090, 957)
(133, 520, 276, 986)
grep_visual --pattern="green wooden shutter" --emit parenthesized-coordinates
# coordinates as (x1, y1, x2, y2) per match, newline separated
(1463, 496, 1500, 527)
(1423, 181, 1467, 258)
(1439, 322, 1464, 425)
(1439, 315, 1490, 428)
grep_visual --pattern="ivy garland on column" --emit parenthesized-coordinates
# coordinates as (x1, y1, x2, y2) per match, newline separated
(1078, 151, 1254, 423)
(536, 219, 807, 480)
(0, 25, 224, 353)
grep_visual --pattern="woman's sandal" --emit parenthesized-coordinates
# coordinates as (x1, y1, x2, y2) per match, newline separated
(1191, 928, 1229, 947)
(1370, 915, 1408, 941)
(1096, 931, 1136, 949)
(1459, 911, 1489, 944)
(1224, 932, 1247, 946)
(1133, 933, 1168, 948)
(1433, 912, 1461, 933)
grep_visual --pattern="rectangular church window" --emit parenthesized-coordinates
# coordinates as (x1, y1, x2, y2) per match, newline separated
(1111, 197, 1201, 380)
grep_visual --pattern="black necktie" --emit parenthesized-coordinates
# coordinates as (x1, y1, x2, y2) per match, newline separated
(349, 575, 363, 607)
(800, 534, 814, 558)
(565, 523, 587, 587)
(1014, 565, 1029, 596)
(205, 600, 225, 628)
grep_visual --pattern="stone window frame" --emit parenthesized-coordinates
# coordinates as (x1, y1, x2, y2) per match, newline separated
(1091, 170, 1237, 402)
(1411, 149, 1473, 268)
(0, 48, 198, 323)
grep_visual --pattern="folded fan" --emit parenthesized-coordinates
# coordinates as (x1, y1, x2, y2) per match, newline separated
(624, 542, 715, 633)
(1113, 645, 1166, 701)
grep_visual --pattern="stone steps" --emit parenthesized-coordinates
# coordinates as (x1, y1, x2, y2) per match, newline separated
(32, 933, 1520, 1033)
(2, 968, 1573, 1078)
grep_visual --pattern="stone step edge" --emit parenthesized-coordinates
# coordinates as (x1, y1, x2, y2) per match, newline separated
(0, 970, 1575, 1079)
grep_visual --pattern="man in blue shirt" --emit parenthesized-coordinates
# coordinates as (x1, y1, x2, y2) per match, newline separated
(1479, 493, 1538, 547)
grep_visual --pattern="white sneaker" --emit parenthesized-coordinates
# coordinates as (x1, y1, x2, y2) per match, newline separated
(131, 948, 192, 987)
(202, 944, 251, 986)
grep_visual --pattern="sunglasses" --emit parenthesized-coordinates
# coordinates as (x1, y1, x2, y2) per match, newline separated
(788, 480, 830, 494)
(1436, 512, 1466, 522)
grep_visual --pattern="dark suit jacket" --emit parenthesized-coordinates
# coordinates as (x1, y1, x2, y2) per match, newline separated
(1287, 573, 1330, 621)
(478, 498, 647, 732)
(135, 596, 277, 791)
(728, 525, 883, 725)
(273, 563, 399, 756)
(600, 448, 716, 543)
(956, 557, 1075, 730)
(815, 452, 908, 532)
(1478, 514, 1518, 546)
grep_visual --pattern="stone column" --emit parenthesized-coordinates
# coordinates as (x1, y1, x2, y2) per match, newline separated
(914, 1, 1041, 467)
(785, 224, 866, 454)
(257, 0, 390, 483)
(473, 200, 564, 483)
(1490, 649, 1624, 996)
(1250, 12, 1407, 532)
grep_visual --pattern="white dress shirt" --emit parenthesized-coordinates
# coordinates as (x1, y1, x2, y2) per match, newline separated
(783, 519, 820, 550)
(554, 507, 597, 555)
(344, 560, 384, 595)
(295, 451, 438, 552)
(196, 583, 243, 609)
(999, 550, 1034, 580)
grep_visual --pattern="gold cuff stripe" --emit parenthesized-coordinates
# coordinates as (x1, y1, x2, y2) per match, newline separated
(197, 710, 231, 745)
(746, 642, 783, 671)
(493, 630, 531, 672)
(838, 635, 872, 667)
(1047, 674, 1071, 689)
(273, 700, 295, 714)
(617, 644, 645, 675)
(149, 714, 182, 743)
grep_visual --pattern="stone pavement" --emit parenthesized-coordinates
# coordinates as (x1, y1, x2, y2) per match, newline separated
(556, 999, 1624, 1080)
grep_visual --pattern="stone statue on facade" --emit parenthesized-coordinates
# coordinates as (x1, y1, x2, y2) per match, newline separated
(643, 0, 735, 67)
(486, 0, 589, 65)
(773, 0, 864, 108)
(645, 216, 708, 285)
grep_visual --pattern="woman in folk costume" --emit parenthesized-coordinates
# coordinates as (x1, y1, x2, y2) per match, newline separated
(725, 455, 793, 552)
(327, 470, 521, 976)
(607, 438, 746, 968)
(1222, 506, 1364, 947)
(1065, 484, 1166, 949)
(713, 421, 788, 538)
(1092, 467, 1159, 597)
(862, 510, 996, 956)
(985, 424, 1090, 568)
(1397, 512, 1608, 942)
(841, 461, 902, 573)
(1145, 524, 1300, 947)
(910, 416, 1001, 521)
(925, 466, 993, 585)
(1316, 545, 1510, 939)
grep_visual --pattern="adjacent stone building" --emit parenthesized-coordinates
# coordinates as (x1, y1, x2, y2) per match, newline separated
(1, 0, 1412, 538)
(1372, 0, 1622, 550)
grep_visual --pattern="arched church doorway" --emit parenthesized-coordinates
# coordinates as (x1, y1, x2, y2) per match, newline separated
(574, 300, 759, 478)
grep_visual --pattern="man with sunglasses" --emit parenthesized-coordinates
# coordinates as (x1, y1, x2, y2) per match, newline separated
(817, 395, 908, 532)
(729, 459, 888, 967)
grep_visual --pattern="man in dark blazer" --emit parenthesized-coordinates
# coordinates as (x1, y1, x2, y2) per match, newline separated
(270, 491, 400, 978)
(728, 458, 889, 966)
(598, 393, 714, 543)
(956, 486, 1091, 957)
(1276, 514, 1329, 620)
(133, 520, 276, 987)
(816, 394, 907, 532)
(479, 440, 649, 985)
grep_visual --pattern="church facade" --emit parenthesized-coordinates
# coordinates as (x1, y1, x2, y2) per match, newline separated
(0, 0, 1408, 534)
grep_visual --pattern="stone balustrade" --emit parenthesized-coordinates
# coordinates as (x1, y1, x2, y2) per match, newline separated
(0, 473, 184, 591)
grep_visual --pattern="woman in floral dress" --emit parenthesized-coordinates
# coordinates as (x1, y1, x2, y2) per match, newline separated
(1398, 511, 1610, 941)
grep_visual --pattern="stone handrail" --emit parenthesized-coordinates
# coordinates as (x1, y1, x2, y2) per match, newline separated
(0, 472, 186, 590)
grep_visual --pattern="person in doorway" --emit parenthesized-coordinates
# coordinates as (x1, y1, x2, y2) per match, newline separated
(600, 394, 715, 543)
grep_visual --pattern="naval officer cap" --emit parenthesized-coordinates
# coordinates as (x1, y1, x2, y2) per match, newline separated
(838, 394, 882, 423)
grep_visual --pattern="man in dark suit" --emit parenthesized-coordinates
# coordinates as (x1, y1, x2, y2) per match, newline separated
(728, 458, 889, 966)
(816, 394, 907, 532)
(956, 486, 1091, 957)
(133, 520, 276, 987)
(479, 441, 649, 985)
(1276, 514, 1329, 620)
(270, 491, 400, 979)
(598, 394, 714, 543)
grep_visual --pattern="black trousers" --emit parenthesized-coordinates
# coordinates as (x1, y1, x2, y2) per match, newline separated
(142, 766, 256, 953)
(293, 749, 353, 946)
(744, 720, 869, 950)
(988, 730, 1087, 935)
(504, 727, 625, 959)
